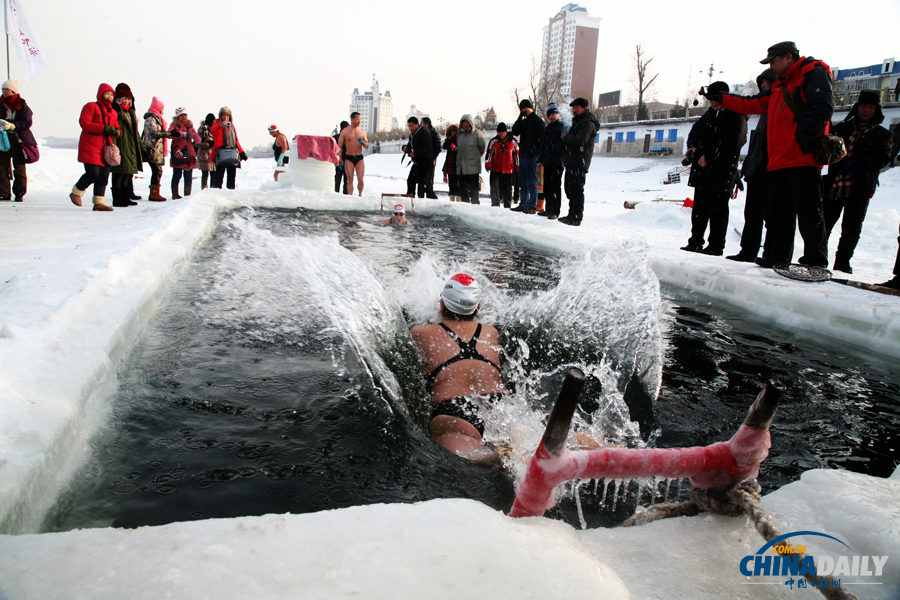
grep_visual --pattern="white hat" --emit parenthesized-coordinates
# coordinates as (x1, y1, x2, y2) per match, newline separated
(392, 204, 405, 214)
(268, 124, 279, 133)
(175, 107, 188, 117)
(441, 273, 480, 315)
(2, 80, 19, 94)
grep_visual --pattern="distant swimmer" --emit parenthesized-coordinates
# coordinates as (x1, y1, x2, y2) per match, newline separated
(380, 203, 410, 226)
(337, 111, 369, 196)
(410, 274, 504, 463)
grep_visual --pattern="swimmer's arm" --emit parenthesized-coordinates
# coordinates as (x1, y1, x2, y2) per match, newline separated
(379, 218, 391, 226)
(362, 131, 369, 150)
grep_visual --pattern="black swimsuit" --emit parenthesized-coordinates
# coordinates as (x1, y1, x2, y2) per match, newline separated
(346, 154, 364, 164)
(427, 323, 502, 435)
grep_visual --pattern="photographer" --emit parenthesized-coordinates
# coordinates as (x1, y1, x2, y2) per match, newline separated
(680, 81, 746, 255)
(712, 41, 834, 268)
(511, 99, 544, 214)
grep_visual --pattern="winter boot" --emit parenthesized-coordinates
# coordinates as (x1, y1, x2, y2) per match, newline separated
(183, 185, 192, 197)
(70, 185, 85, 207)
(112, 187, 130, 207)
(171, 186, 183, 200)
(92, 196, 113, 211)
(148, 185, 167, 202)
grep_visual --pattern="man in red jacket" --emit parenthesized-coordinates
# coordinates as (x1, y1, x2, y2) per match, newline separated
(713, 42, 834, 268)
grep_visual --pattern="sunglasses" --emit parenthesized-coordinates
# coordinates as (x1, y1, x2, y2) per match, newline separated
(392, 212, 404, 216)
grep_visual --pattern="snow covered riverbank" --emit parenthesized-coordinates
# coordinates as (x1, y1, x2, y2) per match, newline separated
(1, 149, 898, 598)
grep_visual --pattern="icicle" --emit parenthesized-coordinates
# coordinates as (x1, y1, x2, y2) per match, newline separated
(574, 481, 587, 530)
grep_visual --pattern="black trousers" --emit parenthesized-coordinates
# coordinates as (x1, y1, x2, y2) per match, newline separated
(894, 235, 900, 277)
(212, 165, 236, 189)
(563, 167, 586, 220)
(824, 193, 870, 264)
(111, 172, 131, 201)
(688, 187, 730, 251)
(334, 166, 347, 194)
(489, 172, 512, 206)
(406, 164, 417, 196)
(738, 177, 768, 258)
(0, 141, 26, 199)
(75, 163, 111, 196)
(148, 162, 163, 187)
(460, 173, 480, 204)
(543, 164, 563, 216)
(417, 162, 437, 199)
(767, 167, 828, 267)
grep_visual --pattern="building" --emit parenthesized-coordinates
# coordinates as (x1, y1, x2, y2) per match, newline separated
(540, 3, 601, 101)
(349, 74, 393, 134)
(405, 104, 429, 122)
(484, 107, 497, 130)
(831, 57, 900, 107)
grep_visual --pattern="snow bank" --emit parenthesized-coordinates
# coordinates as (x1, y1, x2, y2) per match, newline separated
(1, 469, 896, 599)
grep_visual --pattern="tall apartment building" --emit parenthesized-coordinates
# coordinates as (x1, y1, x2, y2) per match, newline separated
(831, 57, 899, 107)
(540, 3, 601, 102)
(349, 74, 393, 134)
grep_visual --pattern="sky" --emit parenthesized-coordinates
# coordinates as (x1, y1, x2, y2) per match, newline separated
(9, 0, 900, 149)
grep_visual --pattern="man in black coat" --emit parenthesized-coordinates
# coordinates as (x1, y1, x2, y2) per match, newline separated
(420, 116, 440, 199)
(511, 99, 545, 214)
(559, 97, 599, 226)
(681, 81, 746, 255)
(728, 70, 776, 262)
(537, 102, 568, 219)
(406, 116, 434, 199)
(823, 89, 892, 273)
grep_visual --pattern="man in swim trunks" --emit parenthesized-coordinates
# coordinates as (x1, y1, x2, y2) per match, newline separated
(336, 111, 369, 196)
(380, 203, 410, 226)
(410, 274, 504, 462)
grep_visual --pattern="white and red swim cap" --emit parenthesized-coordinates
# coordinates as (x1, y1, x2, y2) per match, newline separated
(441, 273, 480, 315)
(393, 204, 405, 214)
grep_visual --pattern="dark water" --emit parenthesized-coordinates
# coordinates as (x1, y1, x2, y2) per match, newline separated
(44, 209, 900, 532)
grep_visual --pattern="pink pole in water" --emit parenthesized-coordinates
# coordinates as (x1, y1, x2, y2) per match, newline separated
(509, 368, 783, 518)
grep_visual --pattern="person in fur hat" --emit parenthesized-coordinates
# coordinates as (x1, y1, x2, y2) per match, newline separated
(0, 79, 38, 202)
(167, 107, 200, 198)
(109, 82, 143, 207)
(822, 89, 892, 274)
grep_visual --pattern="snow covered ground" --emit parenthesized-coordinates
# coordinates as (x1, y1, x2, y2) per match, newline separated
(1, 148, 898, 598)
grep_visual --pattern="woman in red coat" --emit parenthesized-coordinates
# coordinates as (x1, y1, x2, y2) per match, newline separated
(167, 107, 200, 199)
(70, 83, 121, 211)
(209, 106, 247, 189)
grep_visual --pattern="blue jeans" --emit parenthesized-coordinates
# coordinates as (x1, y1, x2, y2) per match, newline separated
(519, 156, 538, 209)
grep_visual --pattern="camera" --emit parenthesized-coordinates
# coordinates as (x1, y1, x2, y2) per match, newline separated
(682, 149, 695, 166)
(692, 86, 709, 107)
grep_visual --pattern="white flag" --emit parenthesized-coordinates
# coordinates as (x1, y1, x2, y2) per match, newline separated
(5, 0, 48, 83)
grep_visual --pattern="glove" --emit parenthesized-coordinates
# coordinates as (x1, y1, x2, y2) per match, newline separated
(180, 131, 189, 138)
(103, 125, 120, 136)
(239, 151, 248, 161)
(337, 161, 343, 170)
(443, 174, 448, 183)
(450, 143, 456, 151)
(0, 120, 14, 131)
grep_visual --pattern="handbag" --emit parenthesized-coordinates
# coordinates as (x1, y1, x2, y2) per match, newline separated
(781, 86, 847, 165)
(216, 146, 240, 167)
(98, 102, 121, 167)
(0, 130, 9, 153)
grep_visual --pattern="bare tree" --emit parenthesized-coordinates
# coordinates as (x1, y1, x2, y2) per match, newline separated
(511, 55, 565, 120)
(631, 44, 659, 121)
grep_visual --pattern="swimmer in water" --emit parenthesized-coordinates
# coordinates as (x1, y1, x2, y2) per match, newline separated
(380, 204, 410, 226)
(410, 274, 503, 463)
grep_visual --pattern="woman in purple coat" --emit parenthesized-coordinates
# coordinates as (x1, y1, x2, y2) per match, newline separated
(0, 79, 39, 202)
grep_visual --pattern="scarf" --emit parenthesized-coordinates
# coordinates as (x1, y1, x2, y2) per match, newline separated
(0, 94, 22, 111)
(830, 120, 873, 199)
(221, 120, 237, 148)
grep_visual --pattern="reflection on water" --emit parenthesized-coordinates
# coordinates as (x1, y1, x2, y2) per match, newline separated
(44, 208, 900, 532)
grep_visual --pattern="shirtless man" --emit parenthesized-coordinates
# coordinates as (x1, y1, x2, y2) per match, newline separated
(410, 274, 504, 462)
(379, 203, 410, 226)
(337, 111, 369, 196)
